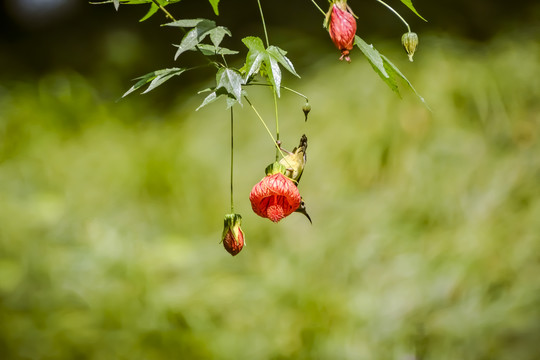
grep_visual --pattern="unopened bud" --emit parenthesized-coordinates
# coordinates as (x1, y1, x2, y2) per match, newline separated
(328, 0, 357, 62)
(302, 102, 311, 122)
(401, 32, 419, 62)
(221, 214, 245, 256)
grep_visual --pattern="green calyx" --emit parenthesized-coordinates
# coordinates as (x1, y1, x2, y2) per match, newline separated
(222, 213, 243, 244)
(265, 162, 287, 176)
(401, 32, 419, 62)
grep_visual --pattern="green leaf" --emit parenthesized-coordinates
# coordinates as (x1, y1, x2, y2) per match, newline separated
(190, 44, 238, 56)
(208, 0, 220, 15)
(196, 91, 220, 111)
(355, 36, 428, 108)
(139, 2, 159, 21)
(209, 26, 231, 48)
(267, 46, 300, 78)
(196, 88, 243, 111)
(144, 0, 182, 21)
(122, 68, 187, 98)
(170, 19, 217, 60)
(241, 37, 266, 80)
(216, 68, 243, 102)
(380, 54, 430, 109)
(91, 0, 182, 20)
(165, 18, 210, 28)
(354, 36, 389, 78)
(399, 0, 427, 22)
(262, 54, 282, 97)
(241, 37, 300, 97)
(91, 0, 166, 5)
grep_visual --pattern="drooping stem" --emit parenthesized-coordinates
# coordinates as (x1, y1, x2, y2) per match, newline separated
(273, 91, 281, 160)
(309, 0, 327, 16)
(245, 96, 288, 160)
(230, 107, 235, 212)
(151, 0, 176, 21)
(375, 0, 411, 32)
(256, 0, 270, 47)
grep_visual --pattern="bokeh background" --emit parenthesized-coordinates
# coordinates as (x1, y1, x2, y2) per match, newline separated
(1, 0, 540, 359)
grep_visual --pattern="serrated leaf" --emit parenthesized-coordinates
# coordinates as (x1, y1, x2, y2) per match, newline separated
(91, 0, 163, 5)
(196, 88, 241, 111)
(355, 35, 428, 108)
(122, 68, 187, 97)
(241, 37, 300, 97)
(267, 46, 300, 78)
(241, 36, 266, 80)
(208, 0, 220, 15)
(143, 68, 187, 94)
(91, 0, 182, 20)
(355, 35, 389, 78)
(263, 54, 282, 97)
(196, 91, 219, 111)
(172, 19, 217, 60)
(380, 54, 430, 109)
(190, 44, 238, 56)
(399, 0, 427, 22)
(209, 26, 231, 47)
(165, 18, 209, 28)
(216, 68, 243, 102)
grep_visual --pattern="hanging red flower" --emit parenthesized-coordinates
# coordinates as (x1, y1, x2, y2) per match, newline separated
(327, 0, 357, 62)
(249, 173, 301, 223)
(221, 213, 245, 256)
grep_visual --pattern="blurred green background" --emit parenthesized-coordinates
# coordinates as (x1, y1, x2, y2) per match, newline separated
(1, 0, 540, 359)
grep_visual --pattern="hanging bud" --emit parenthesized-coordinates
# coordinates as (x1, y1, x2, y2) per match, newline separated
(401, 32, 419, 62)
(249, 167, 302, 223)
(302, 102, 311, 122)
(221, 213, 245, 256)
(326, 0, 357, 62)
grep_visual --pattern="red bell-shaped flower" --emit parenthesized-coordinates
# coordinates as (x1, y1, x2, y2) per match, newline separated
(327, 0, 357, 62)
(249, 172, 301, 223)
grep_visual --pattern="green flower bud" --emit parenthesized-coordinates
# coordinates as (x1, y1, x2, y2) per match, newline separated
(401, 32, 419, 62)
(302, 102, 311, 122)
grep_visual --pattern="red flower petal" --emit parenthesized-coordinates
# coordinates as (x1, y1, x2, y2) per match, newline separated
(223, 227, 244, 256)
(329, 3, 357, 61)
(249, 173, 301, 223)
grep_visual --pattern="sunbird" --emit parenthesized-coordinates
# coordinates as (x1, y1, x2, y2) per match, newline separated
(296, 198, 312, 224)
(278, 134, 312, 223)
(278, 134, 308, 185)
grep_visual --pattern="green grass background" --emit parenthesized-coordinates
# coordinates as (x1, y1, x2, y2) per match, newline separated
(1, 31, 539, 359)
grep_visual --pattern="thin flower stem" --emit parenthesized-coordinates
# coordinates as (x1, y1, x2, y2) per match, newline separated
(230, 107, 234, 212)
(256, 1, 281, 160)
(256, 0, 270, 47)
(309, 0, 327, 16)
(375, 0, 411, 32)
(245, 96, 288, 160)
(273, 91, 280, 160)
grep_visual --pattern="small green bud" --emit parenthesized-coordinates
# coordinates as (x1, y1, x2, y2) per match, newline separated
(401, 32, 419, 62)
(302, 102, 311, 122)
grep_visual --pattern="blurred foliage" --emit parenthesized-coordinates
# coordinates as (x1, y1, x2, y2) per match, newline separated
(1, 29, 540, 359)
